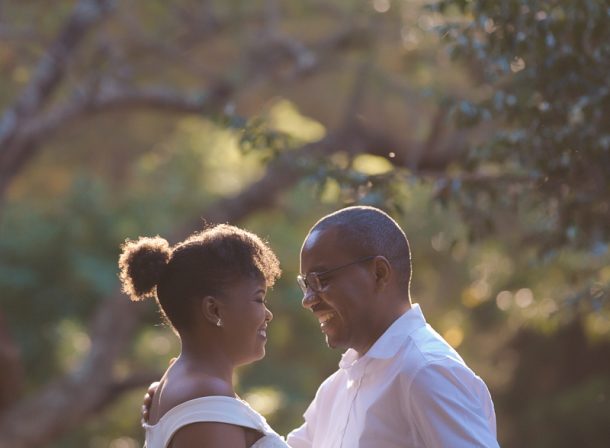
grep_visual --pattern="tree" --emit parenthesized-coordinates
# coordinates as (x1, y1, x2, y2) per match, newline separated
(430, 0, 610, 254)
(1, 0, 609, 446)
(425, 2, 610, 446)
(0, 1, 460, 446)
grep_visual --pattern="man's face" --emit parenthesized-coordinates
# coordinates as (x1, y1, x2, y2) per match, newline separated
(299, 227, 377, 353)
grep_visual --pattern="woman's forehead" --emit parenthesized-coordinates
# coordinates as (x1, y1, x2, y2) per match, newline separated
(224, 275, 267, 294)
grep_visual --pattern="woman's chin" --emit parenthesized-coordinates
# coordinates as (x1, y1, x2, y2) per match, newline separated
(237, 349, 266, 366)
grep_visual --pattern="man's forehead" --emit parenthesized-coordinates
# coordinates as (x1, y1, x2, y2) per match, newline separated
(300, 226, 361, 268)
(300, 230, 337, 272)
(302, 229, 323, 251)
(302, 226, 341, 252)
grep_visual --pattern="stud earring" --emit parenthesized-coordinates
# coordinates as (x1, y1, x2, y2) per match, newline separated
(216, 318, 223, 327)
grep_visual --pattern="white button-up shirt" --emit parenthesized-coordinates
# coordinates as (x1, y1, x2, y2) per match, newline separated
(287, 304, 499, 448)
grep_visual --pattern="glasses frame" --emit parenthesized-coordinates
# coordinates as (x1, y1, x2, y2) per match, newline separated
(297, 255, 377, 294)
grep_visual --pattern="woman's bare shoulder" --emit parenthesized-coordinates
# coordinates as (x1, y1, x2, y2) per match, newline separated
(149, 368, 234, 424)
(170, 420, 248, 448)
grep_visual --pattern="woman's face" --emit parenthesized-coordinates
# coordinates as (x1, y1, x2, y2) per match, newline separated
(219, 275, 273, 366)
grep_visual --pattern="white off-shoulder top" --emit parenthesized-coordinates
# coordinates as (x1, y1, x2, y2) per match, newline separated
(143, 396, 289, 448)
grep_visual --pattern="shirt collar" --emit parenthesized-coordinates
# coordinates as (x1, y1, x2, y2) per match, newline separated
(339, 303, 427, 370)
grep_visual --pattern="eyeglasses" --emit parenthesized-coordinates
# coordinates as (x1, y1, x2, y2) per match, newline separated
(297, 255, 377, 294)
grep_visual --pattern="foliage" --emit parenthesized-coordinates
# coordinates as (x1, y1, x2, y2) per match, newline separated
(422, 1, 610, 445)
(1, 1, 610, 447)
(430, 0, 610, 253)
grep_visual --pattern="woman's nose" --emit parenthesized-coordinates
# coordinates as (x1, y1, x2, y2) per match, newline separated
(265, 306, 273, 322)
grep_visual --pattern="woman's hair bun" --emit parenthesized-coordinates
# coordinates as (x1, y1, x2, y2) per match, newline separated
(118, 236, 171, 301)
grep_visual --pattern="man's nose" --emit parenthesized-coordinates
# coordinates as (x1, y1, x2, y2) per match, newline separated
(301, 289, 319, 309)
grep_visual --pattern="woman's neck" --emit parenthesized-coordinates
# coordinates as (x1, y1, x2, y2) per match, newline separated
(178, 334, 234, 383)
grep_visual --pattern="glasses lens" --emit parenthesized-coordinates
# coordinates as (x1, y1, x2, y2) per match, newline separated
(306, 273, 322, 293)
(297, 275, 308, 293)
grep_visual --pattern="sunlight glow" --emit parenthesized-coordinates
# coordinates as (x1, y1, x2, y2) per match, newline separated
(372, 0, 390, 13)
(320, 178, 341, 203)
(443, 326, 464, 348)
(57, 320, 91, 370)
(515, 288, 534, 308)
(585, 313, 610, 338)
(510, 57, 526, 73)
(352, 154, 394, 175)
(462, 281, 491, 307)
(431, 232, 447, 251)
(401, 28, 419, 50)
(496, 290, 512, 311)
(108, 437, 138, 448)
(243, 387, 284, 417)
(268, 100, 326, 142)
(149, 334, 172, 355)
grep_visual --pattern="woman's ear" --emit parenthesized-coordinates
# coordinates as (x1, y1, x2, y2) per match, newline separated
(200, 296, 222, 326)
(373, 256, 391, 291)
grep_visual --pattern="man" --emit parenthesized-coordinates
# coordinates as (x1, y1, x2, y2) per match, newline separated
(143, 205, 499, 447)
(286, 206, 499, 447)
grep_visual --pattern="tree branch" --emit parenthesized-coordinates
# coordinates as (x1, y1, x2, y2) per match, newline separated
(0, 9, 369, 203)
(0, 80, 233, 200)
(0, 0, 115, 149)
(24, 81, 234, 140)
(0, 0, 115, 207)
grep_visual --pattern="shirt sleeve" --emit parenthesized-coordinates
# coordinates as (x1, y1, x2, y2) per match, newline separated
(286, 396, 318, 448)
(286, 421, 313, 448)
(405, 361, 499, 448)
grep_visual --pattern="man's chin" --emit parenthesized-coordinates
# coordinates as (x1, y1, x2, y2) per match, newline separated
(325, 334, 346, 350)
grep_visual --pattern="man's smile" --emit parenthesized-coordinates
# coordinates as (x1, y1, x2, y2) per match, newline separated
(317, 311, 337, 328)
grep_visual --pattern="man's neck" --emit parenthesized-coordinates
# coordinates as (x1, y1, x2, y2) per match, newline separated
(355, 301, 412, 357)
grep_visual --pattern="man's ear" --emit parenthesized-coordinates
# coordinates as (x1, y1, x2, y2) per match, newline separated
(200, 296, 222, 325)
(373, 256, 392, 291)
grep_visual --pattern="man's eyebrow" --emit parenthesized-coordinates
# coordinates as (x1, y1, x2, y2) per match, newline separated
(304, 264, 328, 273)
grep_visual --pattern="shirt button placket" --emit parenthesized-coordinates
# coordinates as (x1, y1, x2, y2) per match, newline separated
(338, 369, 366, 448)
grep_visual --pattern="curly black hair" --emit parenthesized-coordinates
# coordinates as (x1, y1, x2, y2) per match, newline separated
(118, 224, 281, 331)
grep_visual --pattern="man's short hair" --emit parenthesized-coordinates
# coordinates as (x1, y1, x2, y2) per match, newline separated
(309, 206, 412, 287)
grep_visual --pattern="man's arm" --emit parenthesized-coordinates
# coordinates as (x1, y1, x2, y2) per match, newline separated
(406, 362, 499, 448)
(286, 386, 324, 448)
(286, 420, 314, 448)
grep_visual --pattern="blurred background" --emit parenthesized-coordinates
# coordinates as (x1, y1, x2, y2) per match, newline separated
(1, 0, 609, 447)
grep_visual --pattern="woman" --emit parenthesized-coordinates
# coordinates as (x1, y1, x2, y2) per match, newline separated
(118, 224, 289, 448)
